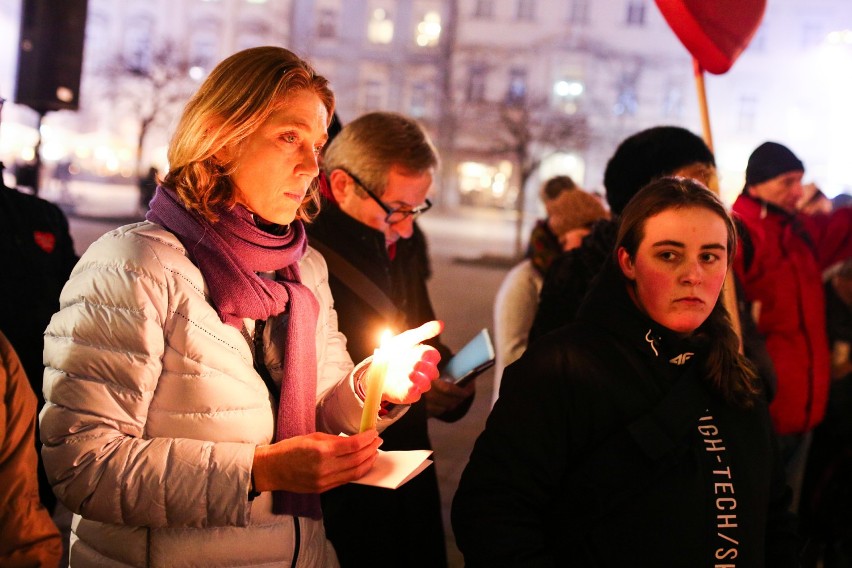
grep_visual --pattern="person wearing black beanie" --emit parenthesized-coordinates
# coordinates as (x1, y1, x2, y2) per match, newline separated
(528, 126, 718, 342)
(742, 141, 805, 213)
(604, 125, 717, 215)
(732, 141, 852, 516)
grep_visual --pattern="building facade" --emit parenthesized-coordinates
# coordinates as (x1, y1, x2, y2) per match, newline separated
(1, 0, 850, 209)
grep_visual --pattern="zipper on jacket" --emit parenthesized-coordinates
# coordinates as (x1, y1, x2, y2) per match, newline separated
(252, 319, 278, 398)
(291, 516, 301, 568)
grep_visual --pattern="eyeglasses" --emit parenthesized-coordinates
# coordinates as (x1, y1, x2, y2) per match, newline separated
(340, 168, 432, 225)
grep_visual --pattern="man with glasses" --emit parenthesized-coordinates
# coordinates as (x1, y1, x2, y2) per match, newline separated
(307, 111, 473, 567)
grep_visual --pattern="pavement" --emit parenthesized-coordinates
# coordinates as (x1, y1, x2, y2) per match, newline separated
(61, 181, 517, 567)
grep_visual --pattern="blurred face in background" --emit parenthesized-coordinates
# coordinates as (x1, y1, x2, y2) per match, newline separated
(748, 171, 805, 213)
(671, 162, 719, 193)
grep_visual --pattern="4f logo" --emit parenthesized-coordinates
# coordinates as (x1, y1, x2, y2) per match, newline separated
(669, 352, 694, 365)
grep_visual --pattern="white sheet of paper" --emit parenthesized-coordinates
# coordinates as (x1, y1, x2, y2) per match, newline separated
(351, 449, 434, 490)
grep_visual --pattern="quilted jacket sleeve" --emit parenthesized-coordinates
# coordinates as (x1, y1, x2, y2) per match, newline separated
(40, 226, 256, 529)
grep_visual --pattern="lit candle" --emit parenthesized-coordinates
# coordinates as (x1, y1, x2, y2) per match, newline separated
(360, 330, 392, 432)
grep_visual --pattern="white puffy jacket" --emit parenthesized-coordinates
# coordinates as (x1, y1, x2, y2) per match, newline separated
(41, 222, 403, 567)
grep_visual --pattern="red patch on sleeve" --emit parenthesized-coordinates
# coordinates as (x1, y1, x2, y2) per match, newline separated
(33, 231, 57, 253)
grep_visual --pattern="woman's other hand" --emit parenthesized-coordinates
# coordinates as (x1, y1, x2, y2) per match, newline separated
(381, 320, 443, 405)
(252, 430, 381, 493)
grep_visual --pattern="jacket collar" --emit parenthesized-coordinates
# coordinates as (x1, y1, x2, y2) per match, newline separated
(576, 260, 706, 370)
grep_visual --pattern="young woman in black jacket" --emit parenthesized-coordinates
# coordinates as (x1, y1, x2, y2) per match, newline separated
(452, 177, 799, 567)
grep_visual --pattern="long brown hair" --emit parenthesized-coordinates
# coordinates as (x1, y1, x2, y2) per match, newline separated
(616, 176, 761, 408)
(163, 46, 334, 222)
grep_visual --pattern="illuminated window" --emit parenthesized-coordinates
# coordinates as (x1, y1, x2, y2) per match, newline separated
(457, 160, 515, 207)
(415, 11, 441, 47)
(368, 8, 394, 44)
(553, 79, 584, 114)
(626, 0, 646, 26)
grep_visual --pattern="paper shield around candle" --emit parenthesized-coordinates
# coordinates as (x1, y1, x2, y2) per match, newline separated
(655, 0, 767, 74)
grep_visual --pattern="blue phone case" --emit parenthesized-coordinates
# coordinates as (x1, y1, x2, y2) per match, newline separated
(444, 328, 495, 386)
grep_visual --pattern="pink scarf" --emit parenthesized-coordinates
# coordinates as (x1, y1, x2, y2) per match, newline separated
(147, 186, 321, 518)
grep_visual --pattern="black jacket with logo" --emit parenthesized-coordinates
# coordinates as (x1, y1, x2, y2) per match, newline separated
(453, 260, 799, 567)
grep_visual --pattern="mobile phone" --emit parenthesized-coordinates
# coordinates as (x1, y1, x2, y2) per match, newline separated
(443, 329, 495, 387)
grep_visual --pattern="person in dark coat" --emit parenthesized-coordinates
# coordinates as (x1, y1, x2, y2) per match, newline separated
(452, 177, 799, 566)
(0, 93, 78, 514)
(307, 111, 474, 567)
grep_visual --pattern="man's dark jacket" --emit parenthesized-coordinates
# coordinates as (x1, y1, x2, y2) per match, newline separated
(307, 201, 467, 567)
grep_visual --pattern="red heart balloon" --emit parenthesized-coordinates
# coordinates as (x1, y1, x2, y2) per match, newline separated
(655, 0, 766, 74)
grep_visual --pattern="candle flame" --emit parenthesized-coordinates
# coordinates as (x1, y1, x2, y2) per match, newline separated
(379, 329, 393, 347)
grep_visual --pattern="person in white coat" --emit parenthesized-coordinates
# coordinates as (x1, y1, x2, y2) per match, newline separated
(40, 46, 441, 567)
(492, 176, 608, 406)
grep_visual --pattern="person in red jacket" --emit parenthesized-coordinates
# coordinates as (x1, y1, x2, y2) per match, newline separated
(733, 141, 852, 511)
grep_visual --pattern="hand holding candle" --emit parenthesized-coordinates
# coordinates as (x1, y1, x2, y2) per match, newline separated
(359, 321, 443, 431)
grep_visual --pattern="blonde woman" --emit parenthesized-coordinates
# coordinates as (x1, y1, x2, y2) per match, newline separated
(41, 47, 440, 567)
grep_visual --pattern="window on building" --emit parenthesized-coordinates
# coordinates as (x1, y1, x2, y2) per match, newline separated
(368, 8, 394, 44)
(553, 79, 584, 114)
(516, 0, 535, 21)
(362, 79, 385, 110)
(626, 0, 646, 26)
(473, 0, 494, 19)
(410, 82, 430, 117)
(613, 72, 638, 116)
(467, 64, 487, 102)
(317, 8, 338, 38)
(738, 95, 758, 132)
(568, 0, 590, 25)
(506, 67, 527, 105)
(415, 10, 441, 47)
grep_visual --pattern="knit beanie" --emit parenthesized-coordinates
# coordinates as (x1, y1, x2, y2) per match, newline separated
(603, 126, 715, 215)
(545, 188, 610, 237)
(744, 142, 804, 187)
